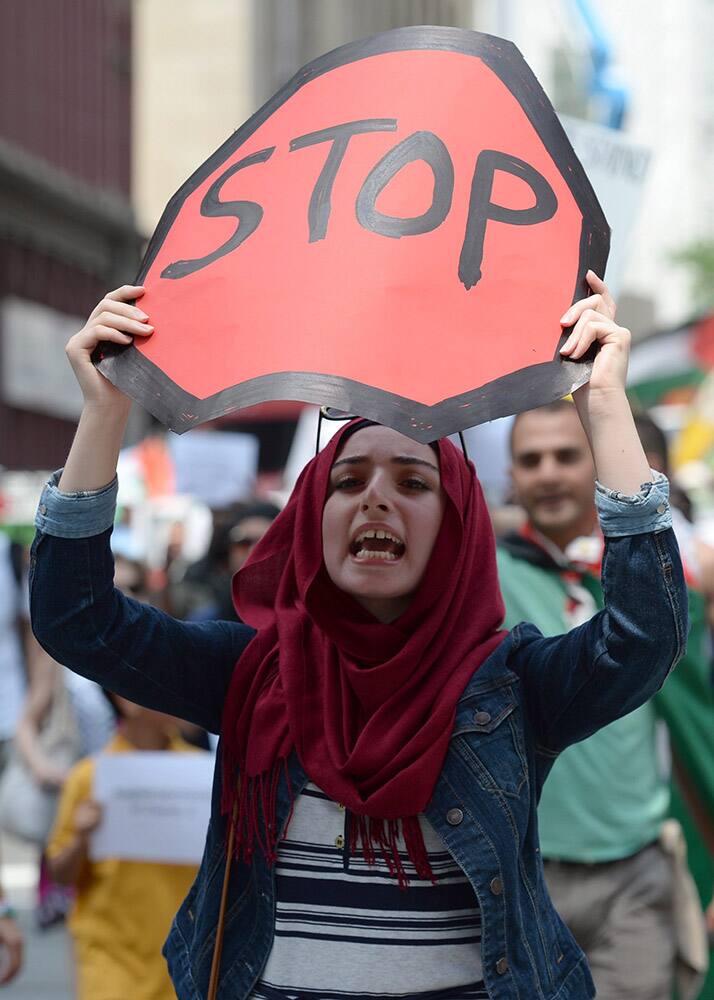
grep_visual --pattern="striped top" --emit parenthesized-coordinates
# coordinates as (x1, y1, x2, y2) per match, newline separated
(248, 783, 487, 1000)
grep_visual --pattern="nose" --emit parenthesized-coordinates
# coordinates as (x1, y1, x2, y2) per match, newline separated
(537, 455, 560, 482)
(361, 472, 390, 512)
(361, 498, 389, 512)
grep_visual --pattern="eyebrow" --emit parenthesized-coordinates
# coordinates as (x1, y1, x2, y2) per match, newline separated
(331, 455, 440, 474)
(515, 445, 584, 461)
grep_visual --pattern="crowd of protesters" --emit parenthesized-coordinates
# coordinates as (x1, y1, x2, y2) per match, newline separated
(1, 398, 713, 998)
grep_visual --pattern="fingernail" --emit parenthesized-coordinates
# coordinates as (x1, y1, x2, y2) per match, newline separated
(137, 311, 149, 320)
(560, 311, 572, 324)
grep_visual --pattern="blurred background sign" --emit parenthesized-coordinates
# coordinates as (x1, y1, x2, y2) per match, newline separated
(1, 299, 85, 420)
(560, 115, 651, 298)
(0, 471, 51, 539)
(168, 430, 259, 508)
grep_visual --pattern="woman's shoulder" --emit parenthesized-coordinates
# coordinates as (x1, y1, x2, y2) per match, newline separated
(458, 622, 546, 699)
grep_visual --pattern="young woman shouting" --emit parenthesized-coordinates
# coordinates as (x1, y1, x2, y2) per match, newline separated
(29, 272, 686, 1000)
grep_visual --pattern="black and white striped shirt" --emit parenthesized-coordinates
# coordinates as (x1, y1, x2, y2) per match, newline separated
(249, 783, 487, 1000)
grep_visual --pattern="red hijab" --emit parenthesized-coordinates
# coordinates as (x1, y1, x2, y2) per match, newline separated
(221, 421, 506, 885)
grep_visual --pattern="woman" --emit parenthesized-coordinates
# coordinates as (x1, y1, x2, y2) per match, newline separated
(30, 273, 686, 1000)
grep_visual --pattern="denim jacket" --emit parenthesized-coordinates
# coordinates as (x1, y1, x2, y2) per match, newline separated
(30, 471, 686, 1000)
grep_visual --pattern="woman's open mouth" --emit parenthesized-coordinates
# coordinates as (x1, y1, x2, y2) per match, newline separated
(349, 529, 406, 562)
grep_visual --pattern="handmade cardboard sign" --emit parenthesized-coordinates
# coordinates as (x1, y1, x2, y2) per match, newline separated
(97, 26, 609, 442)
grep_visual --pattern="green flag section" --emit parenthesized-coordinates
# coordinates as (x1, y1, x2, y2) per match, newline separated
(655, 589, 714, 1000)
(628, 369, 705, 412)
(628, 313, 714, 409)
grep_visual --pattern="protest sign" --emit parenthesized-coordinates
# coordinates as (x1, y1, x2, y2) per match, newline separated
(168, 428, 259, 508)
(561, 116, 650, 298)
(91, 752, 213, 865)
(97, 26, 608, 442)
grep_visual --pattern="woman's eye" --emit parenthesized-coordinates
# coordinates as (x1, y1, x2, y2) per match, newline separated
(402, 477, 429, 490)
(334, 476, 362, 490)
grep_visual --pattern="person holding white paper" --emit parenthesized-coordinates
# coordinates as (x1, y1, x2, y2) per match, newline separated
(46, 693, 199, 1000)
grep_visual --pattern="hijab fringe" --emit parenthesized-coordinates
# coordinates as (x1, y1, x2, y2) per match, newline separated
(224, 761, 435, 889)
(349, 812, 436, 890)
(224, 758, 295, 867)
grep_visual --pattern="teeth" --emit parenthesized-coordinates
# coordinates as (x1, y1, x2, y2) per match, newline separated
(355, 529, 403, 546)
(355, 549, 398, 561)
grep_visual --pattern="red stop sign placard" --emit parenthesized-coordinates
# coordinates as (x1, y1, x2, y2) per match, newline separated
(98, 26, 609, 441)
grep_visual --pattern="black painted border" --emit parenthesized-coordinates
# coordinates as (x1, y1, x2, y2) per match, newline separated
(98, 25, 609, 441)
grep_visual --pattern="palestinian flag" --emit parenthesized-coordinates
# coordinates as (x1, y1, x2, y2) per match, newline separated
(628, 312, 714, 409)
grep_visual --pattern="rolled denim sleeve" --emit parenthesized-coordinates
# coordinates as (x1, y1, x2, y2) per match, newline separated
(595, 469, 672, 537)
(35, 470, 117, 538)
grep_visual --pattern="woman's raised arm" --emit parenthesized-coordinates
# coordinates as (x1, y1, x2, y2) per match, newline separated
(511, 273, 688, 756)
(30, 285, 254, 733)
(30, 526, 254, 734)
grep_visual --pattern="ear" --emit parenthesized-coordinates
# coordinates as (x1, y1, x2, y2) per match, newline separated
(508, 463, 517, 492)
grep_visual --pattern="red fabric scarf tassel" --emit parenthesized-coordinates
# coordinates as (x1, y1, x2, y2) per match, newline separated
(223, 761, 435, 889)
(349, 813, 436, 891)
(224, 758, 295, 867)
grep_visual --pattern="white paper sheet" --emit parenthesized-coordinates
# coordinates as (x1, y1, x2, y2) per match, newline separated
(91, 752, 213, 865)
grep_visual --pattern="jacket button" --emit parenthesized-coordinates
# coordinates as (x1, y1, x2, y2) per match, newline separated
(446, 808, 464, 825)
(490, 876, 503, 895)
(39, 503, 47, 515)
(474, 710, 491, 725)
(657, 503, 666, 514)
(335, 834, 345, 849)
(496, 957, 509, 975)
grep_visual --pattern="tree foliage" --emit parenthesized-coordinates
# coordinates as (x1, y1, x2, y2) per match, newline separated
(671, 240, 714, 311)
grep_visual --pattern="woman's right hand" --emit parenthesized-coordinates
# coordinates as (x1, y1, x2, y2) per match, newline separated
(65, 285, 153, 409)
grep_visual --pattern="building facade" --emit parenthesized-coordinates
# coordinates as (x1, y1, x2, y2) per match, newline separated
(0, 0, 142, 470)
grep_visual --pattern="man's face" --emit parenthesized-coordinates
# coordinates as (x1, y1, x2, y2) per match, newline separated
(510, 407, 596, 547)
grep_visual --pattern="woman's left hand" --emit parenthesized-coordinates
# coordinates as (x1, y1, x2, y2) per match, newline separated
(560, 272, 650, 492)
(558, 270, 631, 396)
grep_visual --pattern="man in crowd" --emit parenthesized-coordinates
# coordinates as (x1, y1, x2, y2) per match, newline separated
(171, 500, 281, 622)
(497, 399, 711, 1000)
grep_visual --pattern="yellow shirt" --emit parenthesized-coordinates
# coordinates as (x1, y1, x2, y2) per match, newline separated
(47, 731, 201, 1000)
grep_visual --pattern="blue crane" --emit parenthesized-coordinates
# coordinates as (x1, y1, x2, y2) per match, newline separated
(570, 0, 628, 129)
